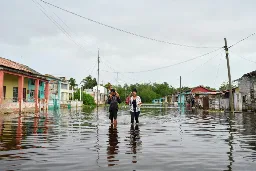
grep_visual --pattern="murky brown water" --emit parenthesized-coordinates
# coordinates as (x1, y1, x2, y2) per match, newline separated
(1, 107, 256, 171)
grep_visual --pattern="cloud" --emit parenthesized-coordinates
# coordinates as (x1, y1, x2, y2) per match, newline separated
(1, 0, 256, 89)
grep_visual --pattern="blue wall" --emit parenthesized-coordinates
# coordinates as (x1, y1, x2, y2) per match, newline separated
(27, 79, 45, 102)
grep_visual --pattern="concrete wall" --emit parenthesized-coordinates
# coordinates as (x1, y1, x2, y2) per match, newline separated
(238, 77, 256, 111)
(27, 79, 45, 101)
(234, 92, 242, 111)
(3, 73, 28, 101)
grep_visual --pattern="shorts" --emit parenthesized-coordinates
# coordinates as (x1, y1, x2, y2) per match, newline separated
(109, 110, 117, 121)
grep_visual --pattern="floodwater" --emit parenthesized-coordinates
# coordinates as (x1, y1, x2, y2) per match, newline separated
(1, 107, 256, 171)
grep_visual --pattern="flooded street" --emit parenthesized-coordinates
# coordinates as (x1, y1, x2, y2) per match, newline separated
(1, 107, 256, 171)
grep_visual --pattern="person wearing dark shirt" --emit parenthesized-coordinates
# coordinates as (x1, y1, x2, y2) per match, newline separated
(108, 89, 121, 126)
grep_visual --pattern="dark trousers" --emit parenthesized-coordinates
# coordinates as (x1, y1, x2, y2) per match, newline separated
(131, 111, 140, 124)
(109, 110, 117, 123)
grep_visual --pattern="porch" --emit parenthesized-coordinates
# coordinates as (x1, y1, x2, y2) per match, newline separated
(0, 70, 50, 113)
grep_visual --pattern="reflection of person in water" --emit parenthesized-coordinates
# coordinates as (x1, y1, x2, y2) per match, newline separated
(129, 124, 141, 164)
(107, 124, 119, 167)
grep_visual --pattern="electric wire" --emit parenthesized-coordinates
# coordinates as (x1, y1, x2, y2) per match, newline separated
(39, 0, 221, 49)
(228, 33, 255, 49)
(239, 56, 256, 64)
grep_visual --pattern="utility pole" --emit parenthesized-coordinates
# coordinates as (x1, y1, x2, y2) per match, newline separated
(97, 49, 100, 107)
(224, 38, 234, 113)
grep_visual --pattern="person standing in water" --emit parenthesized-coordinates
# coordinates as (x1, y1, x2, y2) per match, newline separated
(108, 89, 121, 125)
(129, 88, 142, 124)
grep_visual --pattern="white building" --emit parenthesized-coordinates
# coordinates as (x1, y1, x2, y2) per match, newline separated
(59, 77, 70, 102)
(93, 85, 108, 104)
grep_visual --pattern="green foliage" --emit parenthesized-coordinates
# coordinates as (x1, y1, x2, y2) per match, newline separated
(74, 89, 96, 106)
(69, 78, 77, 89)
(219, 81, 236, 91)
(112, 82, 176, 103)
(205, 86, 216, 91)
(104, 82, 112, 90)
(81, 75, 97, 89)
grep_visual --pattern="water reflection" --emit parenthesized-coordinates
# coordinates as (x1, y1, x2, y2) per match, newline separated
(126, 124, 141, 164)
(1, 109, 256, 170)
(107, 125, 119, 167)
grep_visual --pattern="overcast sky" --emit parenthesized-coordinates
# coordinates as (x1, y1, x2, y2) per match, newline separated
(1, 0, 255, 88)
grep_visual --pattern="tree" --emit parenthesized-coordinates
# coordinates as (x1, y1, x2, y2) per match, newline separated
(219, 81, 236, 91)
(69, 78, 77, 89)
(74, 89, 96, 106)
(81, 75, 97, 89)
(205, 86, 216, 91)
(104, 82, 112, 90)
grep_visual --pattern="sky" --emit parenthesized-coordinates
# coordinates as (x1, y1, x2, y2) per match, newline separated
(1, 0, 256, 89)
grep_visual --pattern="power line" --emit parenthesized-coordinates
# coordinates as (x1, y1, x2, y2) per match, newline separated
(239, 56, 256, 64)
(121, 47, 223, 73)
(32, 0, 96, 55)
(39, 0, 220, 49)
(32, 0, 82, 48)
(228, 33, 255, 49)
(189, 51, 223, 74)
(43, 1, 92, 47)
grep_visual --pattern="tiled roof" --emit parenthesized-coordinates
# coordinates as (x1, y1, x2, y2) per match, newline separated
(0, 57, 42, 75)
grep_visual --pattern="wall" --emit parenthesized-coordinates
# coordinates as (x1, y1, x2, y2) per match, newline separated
(234, 92, 242, 111)
(239, 77, 256, 111)
(27, 79, 45, 101)
(3, 73, 28, 101)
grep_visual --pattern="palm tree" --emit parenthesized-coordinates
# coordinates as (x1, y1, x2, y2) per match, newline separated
(69, 78, 77, 89)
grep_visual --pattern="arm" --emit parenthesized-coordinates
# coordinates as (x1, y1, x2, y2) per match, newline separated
(107, 95, 112, 104)
(138, 96, 142, 106)
(117, 97, 121, 104)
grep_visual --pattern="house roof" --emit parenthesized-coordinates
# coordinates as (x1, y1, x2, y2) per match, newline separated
(242, 70, 256, 78)
(45, 74, 62, 81)
(0, 57, 42, 75)
(191, 85, 215, 93)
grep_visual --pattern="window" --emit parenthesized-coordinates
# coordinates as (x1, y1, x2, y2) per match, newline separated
(13, 87, 18, 102)
(30, 90, 35, 99)
(3, 86, 6, 100)
(23, 88, 26, 101)
(61, 83, 68, 90)
(243, 95, 247, 103)
(31, 79, 35, 85)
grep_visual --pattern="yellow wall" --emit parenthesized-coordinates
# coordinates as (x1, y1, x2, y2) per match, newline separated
(3, 73, 29, 100)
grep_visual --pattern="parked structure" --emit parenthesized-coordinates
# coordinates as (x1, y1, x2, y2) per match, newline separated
(0, 57, 50, 113)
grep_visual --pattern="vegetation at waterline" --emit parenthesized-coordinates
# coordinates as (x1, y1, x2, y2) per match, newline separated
(74, 89, 96, 106)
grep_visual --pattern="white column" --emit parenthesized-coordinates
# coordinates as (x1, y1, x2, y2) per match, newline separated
(80, 87, 82, 101)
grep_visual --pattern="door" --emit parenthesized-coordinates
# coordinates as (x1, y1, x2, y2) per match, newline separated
(13, 87, 18, 102)
(3, 86, 6, 100)
(203, 96, 209, 110)
(23, 88, 26, 102)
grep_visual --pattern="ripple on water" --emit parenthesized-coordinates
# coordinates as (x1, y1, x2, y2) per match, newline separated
(1, 109, 256, 170)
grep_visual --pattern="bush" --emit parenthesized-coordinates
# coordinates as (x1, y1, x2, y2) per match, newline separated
(74, 90, 96, 106)
(82, 93, 96, 106)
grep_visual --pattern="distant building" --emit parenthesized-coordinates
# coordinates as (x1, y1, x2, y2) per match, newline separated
(84, 85, 108, 105)
(177, 86, 221, 110)
(0, 57, 51, 113)
(237, 70, 256, 111)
